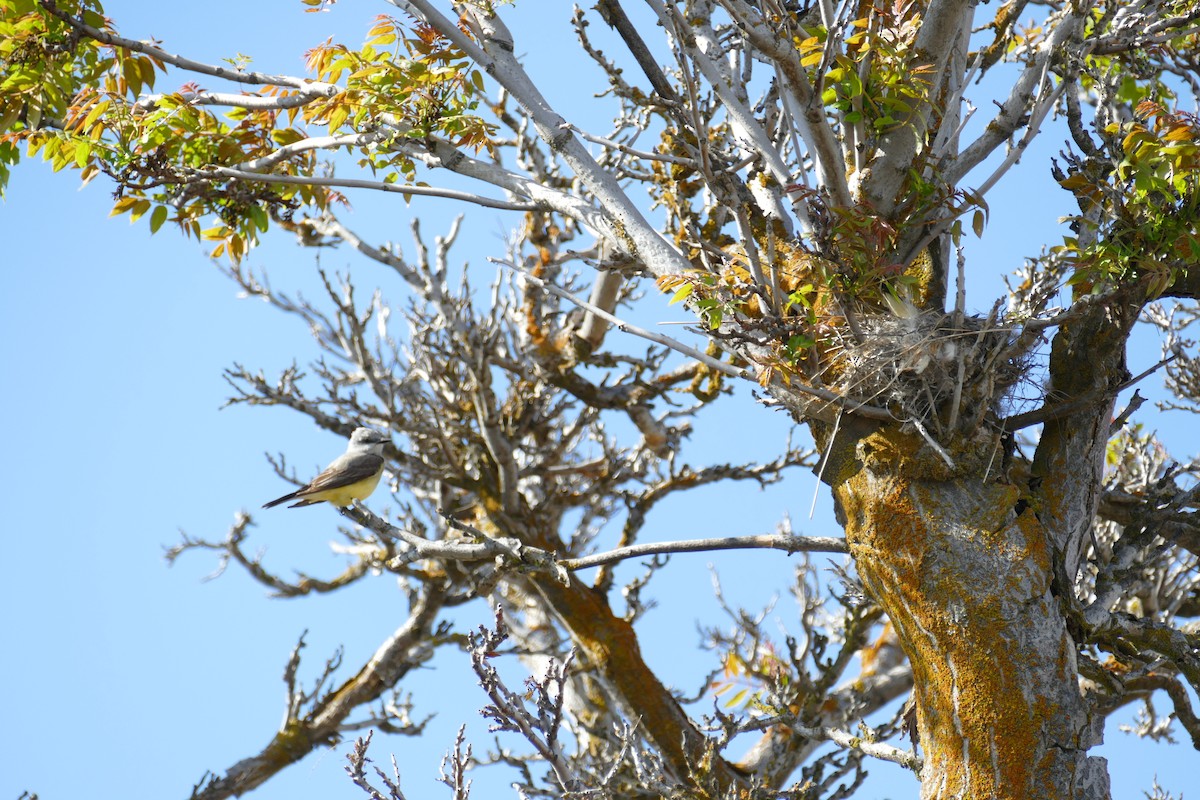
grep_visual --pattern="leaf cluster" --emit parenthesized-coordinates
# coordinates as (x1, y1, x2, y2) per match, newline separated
(1059, 101, 1200, 297)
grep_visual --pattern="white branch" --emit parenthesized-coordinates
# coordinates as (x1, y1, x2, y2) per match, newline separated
(969, 78, 1066, 200)
(859, 0, 976, 213)
(945, 4, 1084, 186)
(654, 2, 799, 228)
(200, 166, 538, 211)
(791, 723, 923, 771)
(561, 533, 848, 570)
(135, 89, 331, 112)
(402, 137, 620, 232)
(45, 3, 337, 93)
(716, 0, 851, 208)
(235, 131, 387, 171)
(388, 0, 693, 277)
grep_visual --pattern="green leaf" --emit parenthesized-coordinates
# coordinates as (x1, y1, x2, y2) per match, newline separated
(149, 204, 168, 233)
(249, 204, 269, 233)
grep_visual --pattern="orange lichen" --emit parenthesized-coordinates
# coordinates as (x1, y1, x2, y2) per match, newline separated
(831, 423, 1091, 798)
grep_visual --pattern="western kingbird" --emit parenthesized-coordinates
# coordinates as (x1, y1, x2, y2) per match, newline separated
(263, 427, 390, 509)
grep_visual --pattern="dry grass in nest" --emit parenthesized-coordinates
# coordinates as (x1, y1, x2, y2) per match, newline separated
(820, 310, 1023, 435)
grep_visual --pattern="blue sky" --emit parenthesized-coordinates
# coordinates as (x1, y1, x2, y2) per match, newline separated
(2, 2, 1196, 799)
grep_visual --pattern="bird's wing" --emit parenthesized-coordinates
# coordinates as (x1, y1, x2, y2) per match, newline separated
(294, 453, 385, 496)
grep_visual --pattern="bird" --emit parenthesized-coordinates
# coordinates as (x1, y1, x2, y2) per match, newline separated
(262, 427, 390, 509)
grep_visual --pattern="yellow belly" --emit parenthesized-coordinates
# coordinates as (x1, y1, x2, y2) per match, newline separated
(309, 471, 383, 506)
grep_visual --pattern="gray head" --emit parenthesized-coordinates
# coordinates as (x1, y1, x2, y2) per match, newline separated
(348, 427, 390, 452)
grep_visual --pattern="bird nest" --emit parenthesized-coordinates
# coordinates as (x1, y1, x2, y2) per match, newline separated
(819, 309, 1022, 434)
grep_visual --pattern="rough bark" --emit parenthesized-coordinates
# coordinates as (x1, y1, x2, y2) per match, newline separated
(822, 423, 1111, 799)
(1033, 299, 1140, 577)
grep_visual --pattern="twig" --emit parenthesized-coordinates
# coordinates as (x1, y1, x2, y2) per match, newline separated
(791, 723, 923, 771)
(811, 409, 842, 519)
(1109, 390, 1147, 433)
(560, 533, 848, 571)
(200, 166, 538, 212)
(562, 122, 695, 166)
(41, 1, 338, 93)
(512, 264, 750, 380)
(1004, 354, 1179, 431)
(388, 0, 695, 276)
(909, 417, 955, 470)
(511, 263, 894, 419)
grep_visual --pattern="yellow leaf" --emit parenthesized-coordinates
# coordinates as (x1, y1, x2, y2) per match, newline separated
(669, 282, 694, 305)
(1164, 125, 1195, 143)
(129, 198, 151, 223)
(109, 196, 138, 216)
(327, 102, 349, 132)
(81, 98, 110, 134)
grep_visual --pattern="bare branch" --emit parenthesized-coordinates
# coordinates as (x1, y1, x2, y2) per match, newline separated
(200, 166, 539, 212)
(388, 0, 694, 276)
(562, 533, 847, 571)
(41, 1, 338, 93)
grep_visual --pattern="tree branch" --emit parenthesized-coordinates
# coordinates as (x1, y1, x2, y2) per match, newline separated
(41, 1, 338, 94)
(562, 533, 848, 571)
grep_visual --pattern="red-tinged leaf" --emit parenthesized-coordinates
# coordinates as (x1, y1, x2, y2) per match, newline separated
(1164, 125, 1195, 143)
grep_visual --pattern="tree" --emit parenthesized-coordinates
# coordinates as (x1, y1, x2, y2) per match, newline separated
(3, 0, 1199, 798)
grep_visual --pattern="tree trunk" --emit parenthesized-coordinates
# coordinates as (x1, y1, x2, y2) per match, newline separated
(824, 423, 1111, 799)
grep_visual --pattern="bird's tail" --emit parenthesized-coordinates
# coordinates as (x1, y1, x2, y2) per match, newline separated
(262, 491, 301, 509)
